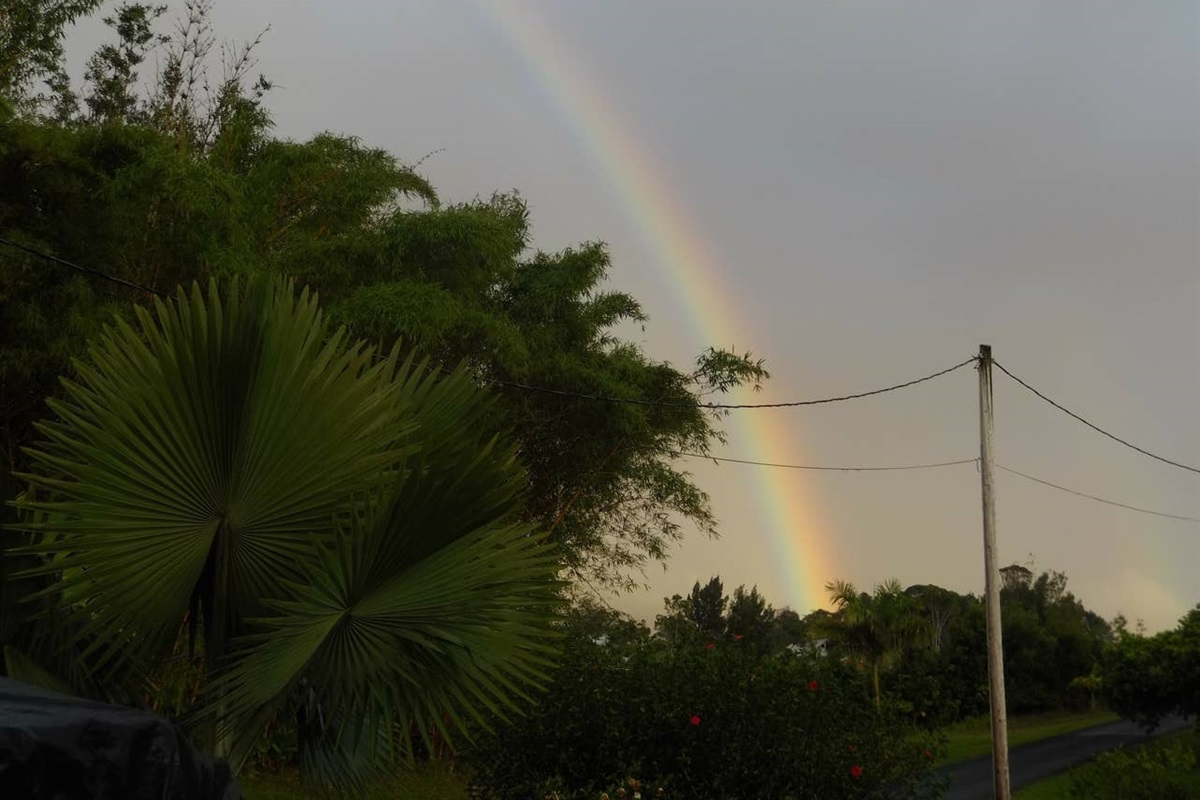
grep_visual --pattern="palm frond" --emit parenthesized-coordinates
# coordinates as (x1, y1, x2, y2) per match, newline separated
(13, 278, 562, 787)
(209, 365, 562, 789)
(15, 277, 408, 674)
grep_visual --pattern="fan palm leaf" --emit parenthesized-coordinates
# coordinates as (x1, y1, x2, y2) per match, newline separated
(211, 369, 562, 786)
(17, 278, 408, 668)
(13, 277, 562, 789)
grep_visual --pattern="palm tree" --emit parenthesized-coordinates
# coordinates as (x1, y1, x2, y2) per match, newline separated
(825, 578, 917, 709)
(13, 278, 560, 791)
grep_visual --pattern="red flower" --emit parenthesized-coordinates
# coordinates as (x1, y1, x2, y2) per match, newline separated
(807, 680, 818, 691)
(689, 715, 701, 726)
(705, 642, 714, 650)
(924, 749, 932, 758)
(850, 765, 863, 778)
(734, 634, 743, 640)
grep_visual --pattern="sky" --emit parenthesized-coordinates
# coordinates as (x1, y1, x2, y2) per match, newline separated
(70, 1, 1200, 631)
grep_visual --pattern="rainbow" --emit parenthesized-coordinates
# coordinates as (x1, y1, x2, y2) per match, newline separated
(472, 1, 835, 612)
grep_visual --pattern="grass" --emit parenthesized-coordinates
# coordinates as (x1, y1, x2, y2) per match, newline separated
(239, 770, 305, 800)
(1012, 767, 1076, 800)
(239, 761, 469, 800)
(1013, 729, 1200, 800)
(940, 709, 1119, 765)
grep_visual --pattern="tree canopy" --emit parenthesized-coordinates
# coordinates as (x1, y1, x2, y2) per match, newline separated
(0, 0, 767, 598)
(1102, 605, 1200, 731)
(825, 579, 919, 709)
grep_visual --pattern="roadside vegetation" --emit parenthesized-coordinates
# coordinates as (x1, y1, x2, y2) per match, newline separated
(1014, 729, 1200, 800)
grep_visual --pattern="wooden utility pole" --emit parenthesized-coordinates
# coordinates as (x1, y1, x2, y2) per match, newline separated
(977, 344, 1011, 799)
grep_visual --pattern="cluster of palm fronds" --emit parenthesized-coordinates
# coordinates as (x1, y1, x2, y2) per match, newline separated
(7, 278, 561, 794)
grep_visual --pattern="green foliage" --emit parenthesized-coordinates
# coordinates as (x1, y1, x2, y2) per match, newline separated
(81, 3, 166, 123)
(0, 0, 104, 115)
(767, 607, 809, 654)
(997, 568, 1112, 714)
(807, 570, 1115, 728)
(464, 600, 944, 799)
(331, 220, 769, 586)
(654, 577, 804, 657)
(824, 578, 920, 708)
(1066, 732, 1200, 800)
(0, 0, 432, 493)
(11, 278, 561, 792)
(0, 1, 766, 599)
(0, 109, 435, 491)
(726, 584, 775, 655)
(1102, 605, 1200, 731)
(888, 585, 989, 729)
(677, 577, 728, 640)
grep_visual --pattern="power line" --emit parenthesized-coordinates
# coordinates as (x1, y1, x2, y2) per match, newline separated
(0, 236, 167, 297)
(0, 250, 136, 304)
(996, 464, 1199, 523)
(676, 450, 1196, 522)
(487, 357, 977, 410)
(675, 452, 977, 472)
(993, 360, 1200, 475)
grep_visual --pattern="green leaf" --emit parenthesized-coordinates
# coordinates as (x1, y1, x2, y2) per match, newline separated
(16, 277, 409, 679)
(208, 364, 563, 787)
(15, 277, 561, 792)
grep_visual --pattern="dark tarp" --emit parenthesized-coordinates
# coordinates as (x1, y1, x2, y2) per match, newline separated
(0, 677, 242, 799)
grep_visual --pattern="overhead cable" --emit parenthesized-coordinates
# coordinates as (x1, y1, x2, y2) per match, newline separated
(0, 236, 167, 297)
(674, 452, 977, 472)
(996, 464, 1199, 523)
(676, 448, 1197, 522)
(488, 357, 977, 410)
(993, 360, 1200, 475)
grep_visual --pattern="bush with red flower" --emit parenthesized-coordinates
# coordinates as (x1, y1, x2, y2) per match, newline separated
(462, 602, 944, 799)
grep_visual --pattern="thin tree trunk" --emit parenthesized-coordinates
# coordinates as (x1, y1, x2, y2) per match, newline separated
(872, 661, 881, 710)
(540, 438, 624, 541)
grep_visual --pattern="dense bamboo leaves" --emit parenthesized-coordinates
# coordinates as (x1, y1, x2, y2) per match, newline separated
(0, 1, 104, 114)
(332, 224, 769, 587)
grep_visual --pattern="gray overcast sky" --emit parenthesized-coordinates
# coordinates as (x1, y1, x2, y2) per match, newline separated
(72, 1, 1200, 630)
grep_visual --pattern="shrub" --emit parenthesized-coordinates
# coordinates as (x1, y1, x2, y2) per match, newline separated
(1067, 733, 1199, 800)
(463, 609, 943, 799)
(1102, 606, 1200, 731)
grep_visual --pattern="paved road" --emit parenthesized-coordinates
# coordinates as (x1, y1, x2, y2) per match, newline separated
(938, 716, 1192, 800)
